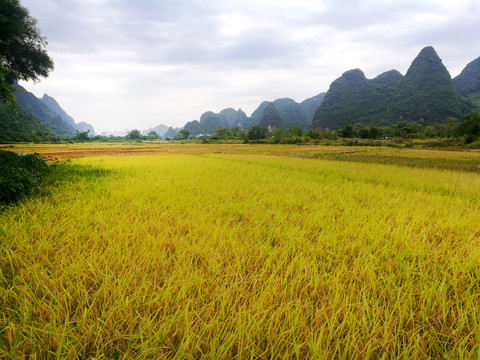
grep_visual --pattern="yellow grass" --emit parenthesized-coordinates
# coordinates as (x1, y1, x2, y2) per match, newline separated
(1, 144, 480, 358)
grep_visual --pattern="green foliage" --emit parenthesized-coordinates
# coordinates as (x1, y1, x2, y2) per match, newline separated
(215, 127, 229, 137)
(146, 131, 160, 140)
(230, 126, 243, 138)
(246, 126, 268, 140)
(173, 129, 190, 140)
(0, 150, 51, 207)
(357, 126, 379, 139)
(73, 130, 90, 142)
(457, 112, 480, 144)
(0, 0, 54, 110)
(287, 126, 302, 136)
(337, 120, 469, 140)
(305, 128, 337, 140)
(340, 125, 355, 138)
(314, 152, 480, 172)
(466, 93, 480, 112)
(206, 126, 245, 141)
(0, 66, 17, 111)
(0, 99, 61, 142)
(270, 127, 305, 144)
(126, 129, 143, 140)
(432, 117, 458, 138)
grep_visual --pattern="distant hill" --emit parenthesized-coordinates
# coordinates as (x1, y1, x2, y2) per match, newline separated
(269, 99, 310, 131)
(75, 122, 96, 135)
(41, 94, 95, 136)
(200, 111, 224, 134)
(13, 83, 76, 136)
(164, 127, 178, 138)
(388, 46, 470, 125)
(453, 57, 480, 110)
(142, 124, 169, 137)
(4, 83, 96, 139)
(250, 97, 320, 131)
(186, 93, 325, 135)
(258, 102, 284, 129)
(312, 47, 474, 130)
(181, 46, 480, 133)
(184, 108, 248, 136)
(0, 100, 59, 142)
(183, 120, 203, 136)
(100, 130, 127, 137)
(312, 69, 403, 129)
(454, 57, 480, 97)
(40, 94, 75, 127)
(219, 108, 242, 127)
(300, 93, 326, 120)
(249, 101, 270, 126)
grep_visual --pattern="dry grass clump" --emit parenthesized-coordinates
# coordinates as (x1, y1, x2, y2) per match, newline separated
(1, 149, 480, 358)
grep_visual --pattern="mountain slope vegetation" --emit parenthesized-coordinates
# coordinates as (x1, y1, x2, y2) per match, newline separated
(312, 69, 403, 129)
(13, 83, 76, 136)
(312, 47, 475, 130)
(0, 100, 60, 142)
(388, 46, 470, 125)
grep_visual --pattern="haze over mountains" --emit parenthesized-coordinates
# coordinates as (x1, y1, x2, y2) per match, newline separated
(1, 46, 480, 141)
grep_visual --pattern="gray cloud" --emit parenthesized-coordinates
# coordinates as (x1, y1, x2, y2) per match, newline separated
(19, 0, 480, 132)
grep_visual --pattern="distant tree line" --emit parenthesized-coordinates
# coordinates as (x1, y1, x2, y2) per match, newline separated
(3, 113, 480, 147)
(191, 112, 479, 145)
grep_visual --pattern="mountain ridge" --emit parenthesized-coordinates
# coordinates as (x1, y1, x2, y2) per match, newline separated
(4, 83, 97, 139)
(13, 83, 76, 136)
(312, 46, 476, 130)
(40, 94, 96, 136)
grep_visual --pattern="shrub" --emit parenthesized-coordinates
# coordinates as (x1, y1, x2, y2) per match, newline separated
(0, 150, 51, 207)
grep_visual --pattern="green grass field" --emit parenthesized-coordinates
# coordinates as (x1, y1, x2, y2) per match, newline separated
(1, 144, 480, 358)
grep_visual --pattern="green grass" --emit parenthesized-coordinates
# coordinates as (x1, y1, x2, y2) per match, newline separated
(313, 152, 480, 172)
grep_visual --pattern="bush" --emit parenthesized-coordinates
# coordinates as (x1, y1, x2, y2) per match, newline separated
(465, 140, 480, 149)
(342, 139, 358, 146)
(0, 150, 51, 207)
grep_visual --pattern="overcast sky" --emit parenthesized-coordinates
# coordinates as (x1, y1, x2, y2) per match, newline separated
(19, 0, 480, 133)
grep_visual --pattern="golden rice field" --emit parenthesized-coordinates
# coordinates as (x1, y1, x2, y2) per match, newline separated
(1, 143, 480, 359)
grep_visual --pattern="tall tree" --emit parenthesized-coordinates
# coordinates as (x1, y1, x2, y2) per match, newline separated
(0, 0, 54, 110)
(126, 129, 143, 140)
